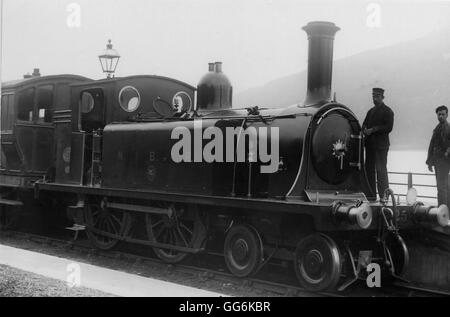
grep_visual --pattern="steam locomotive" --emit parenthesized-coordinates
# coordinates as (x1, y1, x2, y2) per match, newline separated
(1, 21, 449, 292)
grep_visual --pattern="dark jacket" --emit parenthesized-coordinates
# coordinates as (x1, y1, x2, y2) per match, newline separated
(426, 122, 450, 166)
(362, 103, 394, 149)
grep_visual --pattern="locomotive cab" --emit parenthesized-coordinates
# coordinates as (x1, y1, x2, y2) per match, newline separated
(59, 76, 196, 186)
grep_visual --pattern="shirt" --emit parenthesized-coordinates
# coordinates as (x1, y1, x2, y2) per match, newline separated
(426, 122, 450, 166)
(362, 103, 394, 149)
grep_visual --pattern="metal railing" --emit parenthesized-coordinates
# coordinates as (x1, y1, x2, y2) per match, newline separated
(388, 171, 439, 203)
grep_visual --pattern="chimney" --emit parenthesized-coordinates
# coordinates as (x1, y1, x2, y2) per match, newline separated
(32, 68, 41, 77)
(302, 21, 340, 106)
(208, 63, 215, 72)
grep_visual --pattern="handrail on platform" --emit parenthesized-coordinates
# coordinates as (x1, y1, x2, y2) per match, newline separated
(388, 171, 439, 202)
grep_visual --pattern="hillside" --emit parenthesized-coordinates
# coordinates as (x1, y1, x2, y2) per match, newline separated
(234, 29, 450, 150)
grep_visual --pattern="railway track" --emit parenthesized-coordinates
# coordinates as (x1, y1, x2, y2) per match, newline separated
(0, 230, 448, 297)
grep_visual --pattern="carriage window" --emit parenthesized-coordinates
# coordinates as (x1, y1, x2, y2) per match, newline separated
(37, 85, 54, 123)
(1, 94, 15, 130)
(80, 91, 95, 113)
(55, 84, 71, 109)
(119, 86, 140, 112)
(17, 88, 35, 122)
(1, 95, 7, 130)
(8, 95, 15, 129)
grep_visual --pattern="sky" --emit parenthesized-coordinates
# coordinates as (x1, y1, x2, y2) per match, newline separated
(1, 0, 450, 93)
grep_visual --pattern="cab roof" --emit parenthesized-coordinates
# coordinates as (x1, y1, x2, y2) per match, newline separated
(2, 74, 91, 90)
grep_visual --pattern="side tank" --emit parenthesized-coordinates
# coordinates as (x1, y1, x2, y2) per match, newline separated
(102, 108, 303, 197)
(101, 103, 367, 199)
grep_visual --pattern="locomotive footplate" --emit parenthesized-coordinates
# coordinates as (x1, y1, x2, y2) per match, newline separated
(305, 190, 368, 204)
(35, 182, 450, 234)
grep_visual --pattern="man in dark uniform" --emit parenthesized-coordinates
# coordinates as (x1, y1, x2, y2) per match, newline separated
(362, 88, 394, 200)
(426, 105, 450, 206)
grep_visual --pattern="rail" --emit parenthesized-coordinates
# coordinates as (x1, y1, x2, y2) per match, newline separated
(388, 171, 439, 203)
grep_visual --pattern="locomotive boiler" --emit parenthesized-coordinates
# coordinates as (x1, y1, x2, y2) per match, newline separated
(1, 21, 449, 292)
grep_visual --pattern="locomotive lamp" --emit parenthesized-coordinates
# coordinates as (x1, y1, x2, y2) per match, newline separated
(98, 39, 120, 78)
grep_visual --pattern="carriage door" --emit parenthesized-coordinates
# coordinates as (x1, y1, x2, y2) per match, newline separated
(0, 93, 18, 170)
(34, 85, 55, 174)
(79, 89, 105, 185)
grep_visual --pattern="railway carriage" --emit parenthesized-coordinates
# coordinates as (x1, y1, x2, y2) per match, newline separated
(0, 73, 90, 229)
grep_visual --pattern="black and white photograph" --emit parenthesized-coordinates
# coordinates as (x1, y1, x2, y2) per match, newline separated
(0, 0, 449, 300)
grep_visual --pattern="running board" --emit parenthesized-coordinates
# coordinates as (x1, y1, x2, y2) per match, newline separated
(0, 198, 23, 207)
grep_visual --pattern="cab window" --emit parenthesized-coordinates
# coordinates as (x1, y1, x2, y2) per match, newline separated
(17, 88, 35, 122)
(79, 88, 105, 132)
(80, 91, 95, 114)
(36, 85, 54, 123)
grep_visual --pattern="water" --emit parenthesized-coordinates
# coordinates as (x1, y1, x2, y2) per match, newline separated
(388, 150, 429, 174)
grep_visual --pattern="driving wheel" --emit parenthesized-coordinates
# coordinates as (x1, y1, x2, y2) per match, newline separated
(145, 204, 207, 263)
(84, 197, 132, 250)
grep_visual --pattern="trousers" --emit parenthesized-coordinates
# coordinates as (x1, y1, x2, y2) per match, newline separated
(365, 146, 389, 200)
(434, 159, 450, 206)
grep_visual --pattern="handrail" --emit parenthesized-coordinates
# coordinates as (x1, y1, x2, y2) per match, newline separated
(389, 171, 434, 177)
(388, 171, 439, 203)
(389, 182, 436, 188)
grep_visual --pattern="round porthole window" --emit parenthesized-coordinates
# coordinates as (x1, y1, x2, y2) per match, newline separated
(172, 91, 192, 113)
(80, 92, 95, 114)
(119, 86, 141, 112)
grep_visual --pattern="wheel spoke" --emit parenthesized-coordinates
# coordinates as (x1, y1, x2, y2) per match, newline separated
(93, 215, 101, 226)
(176, 226, 189, 246)
(96, 216, 104, 229)
(180, 223, 193, 236)
(151, 219, 164, 229)
(168, 229, 175, 245)
(101, 216, 109, 231)
(154, 225, 165, 240)
(107, 215, 118, 233)
(110, 214, 122, 227)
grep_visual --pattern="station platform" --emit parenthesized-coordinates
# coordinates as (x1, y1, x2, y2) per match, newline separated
(0, 244, 225, 297)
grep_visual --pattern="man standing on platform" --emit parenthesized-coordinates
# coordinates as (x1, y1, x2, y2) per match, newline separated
(426, 105, 450, 206)
(363, 88, 394, 200)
